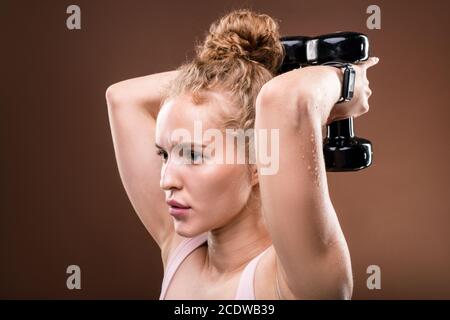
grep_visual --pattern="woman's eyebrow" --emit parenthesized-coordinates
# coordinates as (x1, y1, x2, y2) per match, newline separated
(176, 142, 207, 149)
(155, 142, 207, 150)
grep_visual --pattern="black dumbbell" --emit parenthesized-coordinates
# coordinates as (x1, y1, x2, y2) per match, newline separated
(278, 31, 373, 172)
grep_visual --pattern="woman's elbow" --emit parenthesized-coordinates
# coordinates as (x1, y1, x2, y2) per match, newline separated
(105, 83, 126, 107)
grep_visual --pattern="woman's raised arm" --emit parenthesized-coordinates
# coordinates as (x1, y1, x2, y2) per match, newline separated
(105, 71, 178, 256)
(255, 58, 378, 299)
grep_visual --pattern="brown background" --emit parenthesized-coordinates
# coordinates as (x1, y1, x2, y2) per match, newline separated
(1, 0, 449, 299)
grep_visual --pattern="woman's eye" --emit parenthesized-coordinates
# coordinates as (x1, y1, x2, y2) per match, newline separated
(156, 149, 168, 161)
(188, 149, 202, 163)
(191, 151, 202, 162)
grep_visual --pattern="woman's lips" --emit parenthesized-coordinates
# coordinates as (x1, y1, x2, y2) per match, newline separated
(168, 206, 191, 218)
(166, 199, 191, 218)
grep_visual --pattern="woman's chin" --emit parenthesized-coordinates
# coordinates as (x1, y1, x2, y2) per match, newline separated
(174, 223, 195, 238)
(174, 222, 206, 238)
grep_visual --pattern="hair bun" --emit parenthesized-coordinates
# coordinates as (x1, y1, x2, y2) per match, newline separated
(197, 9, 284, 74)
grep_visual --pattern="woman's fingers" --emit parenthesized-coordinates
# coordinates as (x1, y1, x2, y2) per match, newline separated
(328, 57, 378, 123)
(362, 56, 380, 70)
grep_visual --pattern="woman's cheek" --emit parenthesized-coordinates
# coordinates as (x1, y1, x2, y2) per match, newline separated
(195, 164, 234, 197)
(190, 165, 249, 214)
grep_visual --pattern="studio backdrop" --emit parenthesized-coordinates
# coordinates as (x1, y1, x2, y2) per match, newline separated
(1, 0, 449, 299)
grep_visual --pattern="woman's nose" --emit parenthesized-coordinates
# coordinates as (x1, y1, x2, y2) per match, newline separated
(160, 159, 183, 191)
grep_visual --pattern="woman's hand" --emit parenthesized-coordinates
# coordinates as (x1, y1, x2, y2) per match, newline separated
(325, 57, 380, 125)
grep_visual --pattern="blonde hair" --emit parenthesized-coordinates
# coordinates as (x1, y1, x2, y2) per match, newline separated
(161, 8, 285, 134)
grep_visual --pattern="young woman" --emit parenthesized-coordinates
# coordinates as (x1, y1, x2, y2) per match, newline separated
(106, 9, 379, 300)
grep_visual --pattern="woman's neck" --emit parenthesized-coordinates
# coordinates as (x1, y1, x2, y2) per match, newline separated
(201, 203, 272, 278)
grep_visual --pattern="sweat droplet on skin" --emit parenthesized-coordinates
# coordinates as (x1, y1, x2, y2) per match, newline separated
(298, 130, 322, 188)
(311, 145, 318, 164)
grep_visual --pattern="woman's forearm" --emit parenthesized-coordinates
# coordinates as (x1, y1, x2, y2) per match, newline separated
(105, 70, 179, 118)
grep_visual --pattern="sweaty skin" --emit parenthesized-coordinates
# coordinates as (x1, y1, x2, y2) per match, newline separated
(105, 57, 378, 299)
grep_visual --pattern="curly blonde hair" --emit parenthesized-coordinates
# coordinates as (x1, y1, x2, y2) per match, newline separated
(161, 8, 285, 133)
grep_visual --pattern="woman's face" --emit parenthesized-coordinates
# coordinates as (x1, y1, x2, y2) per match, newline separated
(155, 91, 257, 237)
